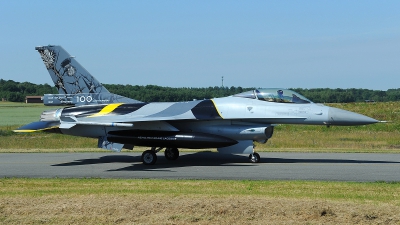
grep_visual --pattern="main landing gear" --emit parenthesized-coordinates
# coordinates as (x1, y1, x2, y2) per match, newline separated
(141, 150, 157, 165)
(141, 147, 260, 165)
(164, 147, 179, 160)
(141, 147, 180, 165)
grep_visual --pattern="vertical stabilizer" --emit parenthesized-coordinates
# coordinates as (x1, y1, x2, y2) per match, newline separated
(36, 45, 141, 105)
(36, 45, 109, 94)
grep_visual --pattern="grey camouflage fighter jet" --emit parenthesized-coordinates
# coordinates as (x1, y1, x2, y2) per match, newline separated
(15, 45, 379, 165)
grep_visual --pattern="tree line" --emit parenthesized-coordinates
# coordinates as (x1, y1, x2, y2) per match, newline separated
(1, 79, 399, 103)
(0, 79, 56, 102)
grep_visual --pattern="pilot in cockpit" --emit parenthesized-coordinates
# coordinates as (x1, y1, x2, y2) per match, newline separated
(277, 90, 284, 102)
(234, 89, 312, 104)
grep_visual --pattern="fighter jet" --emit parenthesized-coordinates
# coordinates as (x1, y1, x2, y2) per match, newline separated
(14, 45, 379, 165)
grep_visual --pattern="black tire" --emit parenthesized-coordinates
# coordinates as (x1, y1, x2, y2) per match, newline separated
(141, 150, 157, 165)
(249, 152, 260, 163)
(164, 148, 179, 160)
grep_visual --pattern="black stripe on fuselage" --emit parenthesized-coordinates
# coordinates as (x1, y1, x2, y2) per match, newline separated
(62, 105, 104, 118)
(191, 100, 222, 120)
(111, 103, 148, 115)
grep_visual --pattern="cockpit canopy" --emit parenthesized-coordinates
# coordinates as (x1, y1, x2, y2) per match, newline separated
(233, 88, 313, 104)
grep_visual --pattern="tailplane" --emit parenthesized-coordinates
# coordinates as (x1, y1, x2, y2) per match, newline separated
(36, 45, 141, 105)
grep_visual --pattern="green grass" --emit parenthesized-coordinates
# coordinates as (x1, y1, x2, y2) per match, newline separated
(0, 102, 58, 126)
(1, 178, 399, 203)
(1, 178, 399, 224)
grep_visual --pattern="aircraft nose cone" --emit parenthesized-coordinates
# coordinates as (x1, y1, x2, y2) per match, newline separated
(328, 107, 378, 125)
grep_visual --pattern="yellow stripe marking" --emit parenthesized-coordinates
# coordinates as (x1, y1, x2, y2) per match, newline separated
(13, 130, 37, 133)
(13, 126, 60, 133)
(87, 103, 123, 118)
(210, 99, 224, 119)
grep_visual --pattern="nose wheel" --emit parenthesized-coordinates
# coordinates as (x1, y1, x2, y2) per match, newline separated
(249, 152, 260, 163)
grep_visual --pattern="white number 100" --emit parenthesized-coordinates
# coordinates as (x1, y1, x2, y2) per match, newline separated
(77, 96, 93, 102)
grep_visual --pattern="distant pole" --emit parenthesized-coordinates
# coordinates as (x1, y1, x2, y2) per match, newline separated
(222, 76, 224, 87)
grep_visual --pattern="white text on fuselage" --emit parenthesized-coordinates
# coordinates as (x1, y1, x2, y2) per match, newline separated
(137, 136, 177, 141)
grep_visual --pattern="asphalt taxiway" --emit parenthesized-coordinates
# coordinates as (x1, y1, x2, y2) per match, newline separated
(1, 152, 399, 181)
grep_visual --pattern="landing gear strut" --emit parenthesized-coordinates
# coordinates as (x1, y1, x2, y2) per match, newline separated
(249, 144, 260, 163)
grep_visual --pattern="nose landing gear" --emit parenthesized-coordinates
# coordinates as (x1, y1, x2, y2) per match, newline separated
(249, 144, 260, 163)
(249, 152, 260, 163)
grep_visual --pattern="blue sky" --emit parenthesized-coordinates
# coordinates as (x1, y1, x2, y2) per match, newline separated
(1, 1, 399, 90)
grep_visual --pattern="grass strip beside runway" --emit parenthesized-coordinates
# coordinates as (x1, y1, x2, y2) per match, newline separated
(1, 178, 399, 224)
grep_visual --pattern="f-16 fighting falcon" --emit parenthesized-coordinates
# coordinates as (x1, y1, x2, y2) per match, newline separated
(14, 45, 379, 165)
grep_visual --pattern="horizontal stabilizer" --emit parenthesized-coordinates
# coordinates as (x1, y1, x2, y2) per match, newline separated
(13, 121, 60, 133)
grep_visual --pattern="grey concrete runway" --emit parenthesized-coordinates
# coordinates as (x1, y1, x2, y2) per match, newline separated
(0, 152, 399, 181)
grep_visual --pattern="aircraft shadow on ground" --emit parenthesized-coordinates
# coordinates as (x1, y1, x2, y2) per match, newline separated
(51, 151, 400, 172)
(52, 151, 254, 171)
